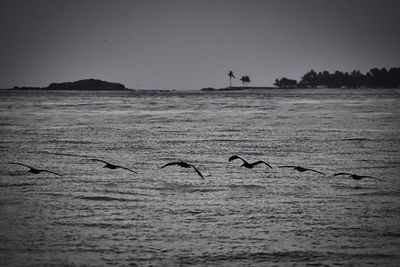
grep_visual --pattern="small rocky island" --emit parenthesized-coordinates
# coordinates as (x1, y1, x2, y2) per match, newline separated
(12, 79, 128, 91)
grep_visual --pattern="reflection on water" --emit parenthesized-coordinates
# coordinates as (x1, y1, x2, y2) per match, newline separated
(0, 89, 400, 266)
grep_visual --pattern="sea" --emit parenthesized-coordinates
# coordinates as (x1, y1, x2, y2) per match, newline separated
(0, 88, 399, 266)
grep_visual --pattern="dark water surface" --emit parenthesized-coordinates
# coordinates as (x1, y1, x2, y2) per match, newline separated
(0, 89, 399, 266)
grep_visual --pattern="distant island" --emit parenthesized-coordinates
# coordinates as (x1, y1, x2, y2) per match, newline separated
(274, 67, 400, 89)
(204, 67, 400, 91)
(11, 79, 128, 91)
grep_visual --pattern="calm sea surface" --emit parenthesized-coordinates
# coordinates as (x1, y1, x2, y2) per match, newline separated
(0, 89, 399, 266)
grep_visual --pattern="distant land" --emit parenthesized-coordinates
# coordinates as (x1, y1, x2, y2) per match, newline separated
(205, 67, 400, 91)
(10, 79, 128, 91)
(273, 67, 400, 89)
(5, 66, 400, 91)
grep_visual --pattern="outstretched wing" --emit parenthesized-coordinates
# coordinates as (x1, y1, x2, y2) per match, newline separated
(190, 165, 205, 180)
(38, 169, 62, 176)
(160, 162, 182, 168)
(333, 172, 352, 176)
(118, 166, 137, 174)
(90, 159, 110, 164)
(305, 168, 326, 175)
(229, 155, 245, 163)
(252, 161, 272, 168)
(360, 175, 383, 182)
(9, 162, 34, 169)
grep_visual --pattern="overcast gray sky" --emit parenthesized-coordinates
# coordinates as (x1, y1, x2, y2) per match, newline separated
(1, 0, 399, 90)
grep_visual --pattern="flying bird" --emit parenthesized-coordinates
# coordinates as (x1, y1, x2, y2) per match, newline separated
(278, 165, 325, 175)
(8, 162, 61, 176)
(228, 155, 272, 169)
(161, 161, 204, 180)
(333, 172, 382, 181)
(90, 159, 137, 173)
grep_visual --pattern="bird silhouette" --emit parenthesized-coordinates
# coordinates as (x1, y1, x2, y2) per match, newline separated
(333, 172, 382, 181)
(90, 159, 137, 173)
(160, 161, 204, 180)
(8, 162, 61, 176)
(278, 165, 325, 175)
(228, 155, 272, 169)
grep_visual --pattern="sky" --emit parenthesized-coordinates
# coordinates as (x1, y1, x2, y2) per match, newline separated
(0, 0, 399, 90)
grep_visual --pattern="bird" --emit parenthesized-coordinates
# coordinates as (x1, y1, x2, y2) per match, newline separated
(333, 172, 382, 181)
(228, 155, 272, 169)
(160, 161, 204, 180)
(278, 165, 325, 175)
(90, 159, 137, 173)
(8, 162, 61, 176)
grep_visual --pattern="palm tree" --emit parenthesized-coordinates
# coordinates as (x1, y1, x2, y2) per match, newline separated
(244, 75, 251, 86)
(240, 75, 251, 87)
(228, 70, 235, 88)
(240, 76, 246, 86)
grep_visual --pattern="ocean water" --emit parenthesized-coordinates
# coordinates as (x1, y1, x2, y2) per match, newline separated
(0, 89, 399, 266)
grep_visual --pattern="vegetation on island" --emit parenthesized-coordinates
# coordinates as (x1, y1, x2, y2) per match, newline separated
(206, 67, 400, 92)
(225, 71, 252, 88)
(274, 67, 400, 89)
(239, 75, 251, 87)
(228, 71, 235, 88)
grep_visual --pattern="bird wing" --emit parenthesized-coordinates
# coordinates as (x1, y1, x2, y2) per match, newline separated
(305, 168, 326, 175)
(360, 175, 383, 181)
(190, 165, 205, 180)
(90, 159, 110, 164)
(118, 166, 138, 174)
(160, 162, 182, 168)
(253, 161, 272, 168)
(333, 172, 352, 176)
(229, 155, 245, 163)
(9, 162, 34, 169)
(38, 169, 62, 176)
(278, 165, 296, 168)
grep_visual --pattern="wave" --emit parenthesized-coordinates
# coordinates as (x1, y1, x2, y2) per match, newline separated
(156, 181, 206, 190)
(355, 190, 400, 197)
(54, 221, 137, 230)
(100, 189, 151, 196)
(0, 123, 21, 126)
(228, 184, 266, 189)
(78, 195, 136, 202)
(341, 138, 371, 141)
(37, 150, 92, 158)
(177, 250, 396, 265)
(0, 182, 37, 187)
(187, 187, 225, 193)
(330, 183, 377, 190)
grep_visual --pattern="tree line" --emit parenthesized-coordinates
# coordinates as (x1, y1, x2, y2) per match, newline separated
(274, 67, 400, 88)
